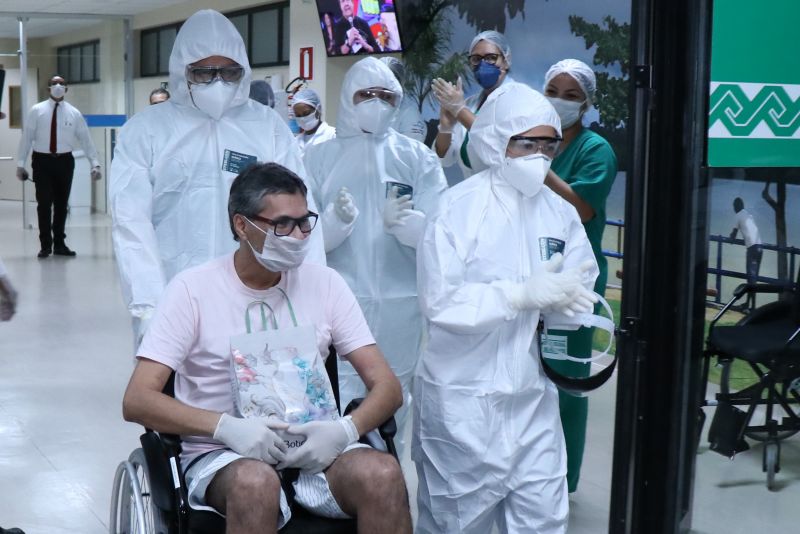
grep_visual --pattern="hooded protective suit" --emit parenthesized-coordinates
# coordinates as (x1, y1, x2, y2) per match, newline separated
(110, 10, 324, 335)
(414, 83, 598, 533)
(303, 58, 447, 454)
(292, 88, 336, 155)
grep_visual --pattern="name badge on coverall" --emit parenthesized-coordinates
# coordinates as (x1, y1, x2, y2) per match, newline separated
(222, 149, 257, 174)
(538, 237, 565, 260)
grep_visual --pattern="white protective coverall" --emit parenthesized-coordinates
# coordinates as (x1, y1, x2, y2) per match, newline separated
(304, 57, 448, 453)
(110, 10, 324, 334)
(414, 83, 598, 533)
(394, 98, 427, 143)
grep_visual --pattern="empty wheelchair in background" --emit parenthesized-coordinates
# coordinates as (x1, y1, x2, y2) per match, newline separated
(109, 351, 397, 533)
(701, 268, 800, 490)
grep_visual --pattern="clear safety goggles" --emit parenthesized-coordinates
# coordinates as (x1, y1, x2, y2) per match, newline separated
(507, 135, 562, 158)
(352, 87, 399, 107)
(186, 65, 245, 85)
(247, 212, 319, 237)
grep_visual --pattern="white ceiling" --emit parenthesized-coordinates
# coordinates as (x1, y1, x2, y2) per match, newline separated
(0, 0, 192, 39)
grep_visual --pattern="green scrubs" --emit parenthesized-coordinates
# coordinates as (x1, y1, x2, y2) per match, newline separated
(547, 128, 617, 492)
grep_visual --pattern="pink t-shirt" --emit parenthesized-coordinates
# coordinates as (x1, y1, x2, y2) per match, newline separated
(138, 253, 375, 463)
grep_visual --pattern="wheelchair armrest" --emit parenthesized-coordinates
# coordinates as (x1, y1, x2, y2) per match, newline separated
(140, 431, 187, 514)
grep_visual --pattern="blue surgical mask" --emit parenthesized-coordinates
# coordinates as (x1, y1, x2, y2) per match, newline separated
(474, 61, 501, 90)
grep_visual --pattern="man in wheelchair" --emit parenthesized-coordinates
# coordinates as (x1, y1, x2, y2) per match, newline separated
(122, 162, 411, 533)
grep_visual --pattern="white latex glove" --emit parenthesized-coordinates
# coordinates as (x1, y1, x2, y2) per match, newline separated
(431, 77, 466, 116)
(0, 275, 18, 322)
(277, 416, 359, 473)
(16, 167, 29, 181)
(91, 166, 102, 181)
(503, 253, 598, 316)
(383, 186, 413, 229)
(321, 193, 358, 253)
(386, 209, 426, 248)
(333, 187, 358, 224)
(213, 413, 290, 464)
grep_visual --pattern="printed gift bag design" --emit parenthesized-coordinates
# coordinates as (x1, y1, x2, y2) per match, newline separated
(230, 294, 339, 425)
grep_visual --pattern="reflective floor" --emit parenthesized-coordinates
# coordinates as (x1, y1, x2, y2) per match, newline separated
(0, 199, 797, 533)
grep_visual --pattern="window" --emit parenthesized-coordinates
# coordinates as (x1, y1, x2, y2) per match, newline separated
(56, 40, 99, 83)
(140, 23, 181, 77)
(228, 2, 290, 68)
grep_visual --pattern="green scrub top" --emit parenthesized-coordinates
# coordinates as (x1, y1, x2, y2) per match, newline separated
(550, 128, 618, 295)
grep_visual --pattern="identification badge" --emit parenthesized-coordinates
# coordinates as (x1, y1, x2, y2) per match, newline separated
(539, 237, 566, 260)
(222, 149, 257, 174)
(541, 333, 569, 360)
(385, 181, 413, 199)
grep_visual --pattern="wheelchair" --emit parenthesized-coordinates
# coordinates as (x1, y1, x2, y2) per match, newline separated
(109, 350, 398, 533)
(700, 269, 800, 490)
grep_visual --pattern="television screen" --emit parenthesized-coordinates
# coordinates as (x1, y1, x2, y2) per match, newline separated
(315, 0, 404, 57)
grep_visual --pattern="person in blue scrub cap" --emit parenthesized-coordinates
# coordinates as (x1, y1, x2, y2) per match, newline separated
(431, 30, 518, 183)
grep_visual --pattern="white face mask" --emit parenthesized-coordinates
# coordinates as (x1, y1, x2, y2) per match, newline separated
(500, 153, 551, 197)
(50, 84, 66, 99)
(296, 111, 320, 132)
(189, 81, 239, 120)
(354, 98, 395, 135)
(244, 217, 310, 272)
(547, 96, 586, 128)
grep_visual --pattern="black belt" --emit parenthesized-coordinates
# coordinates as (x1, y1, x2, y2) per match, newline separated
(33, 151, 73, 158)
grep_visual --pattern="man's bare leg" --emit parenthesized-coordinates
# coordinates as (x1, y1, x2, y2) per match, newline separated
(326, 448, 412, 534)
(206, 458, 282, 534)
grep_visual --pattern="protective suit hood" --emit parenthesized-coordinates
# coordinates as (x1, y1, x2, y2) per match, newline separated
(337, 57, 403, 138)
(470, 84, 561, 169)
(168, 9, 252, 111)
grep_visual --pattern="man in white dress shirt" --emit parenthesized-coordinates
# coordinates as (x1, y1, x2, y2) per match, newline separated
(16, 75, 101, 258)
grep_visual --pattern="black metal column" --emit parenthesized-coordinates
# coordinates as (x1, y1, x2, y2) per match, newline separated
(609, 0, 713, 532)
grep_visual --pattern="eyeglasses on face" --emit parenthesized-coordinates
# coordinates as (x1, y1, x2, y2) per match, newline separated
(467, 53, 502, 67)
(186, 65, 245, 85)
(248, 211, 319, 237)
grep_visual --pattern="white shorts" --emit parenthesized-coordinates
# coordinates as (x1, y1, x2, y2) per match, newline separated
(184, 444, 368, 529)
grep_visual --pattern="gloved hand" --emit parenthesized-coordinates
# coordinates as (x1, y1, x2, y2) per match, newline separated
(437, 108, 456, 134)
(91, 166, 102, 181)
(16, 167, 29, 181)
(277, 416, 359, 473)
(0, 275, 18, 322)
(213, 413, 290, 464)
(383, 186, 413, 230)
(431, 77, 466, 116)
(333, 187, 358, 224)
(503, 254, 598, 316)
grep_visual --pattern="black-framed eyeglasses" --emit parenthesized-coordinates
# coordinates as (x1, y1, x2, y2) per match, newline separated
(508, 135, 562, 157)
(186, 65, 245, 85)
(467, 53, 502, 67)
(249, 211, 318, 237)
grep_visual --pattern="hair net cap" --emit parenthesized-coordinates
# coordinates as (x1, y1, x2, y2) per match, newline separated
(470, 30, 511, 66)
(469, 83, 561, 169)
(544, 59, 597, 103)
(249, 80, 275, 108)
(379, 57, 406, 86)
(292, 88, 322, 112)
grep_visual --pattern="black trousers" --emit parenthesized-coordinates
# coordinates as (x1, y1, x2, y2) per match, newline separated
(31, 151, 75, 250)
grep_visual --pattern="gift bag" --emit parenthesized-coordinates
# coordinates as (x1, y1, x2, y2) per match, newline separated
(230, 290, 339, 425)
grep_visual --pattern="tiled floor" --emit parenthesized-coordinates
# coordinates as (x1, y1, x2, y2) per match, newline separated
(0, 199, 797, 533)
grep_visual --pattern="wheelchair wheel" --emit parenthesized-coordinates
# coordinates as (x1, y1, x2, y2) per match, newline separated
(763, 441, 779, 491)
(719, 360, 800, 442)
(110, 448, 170, 534)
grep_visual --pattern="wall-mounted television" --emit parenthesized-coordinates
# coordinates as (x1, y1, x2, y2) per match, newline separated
(315, 0, 404, 57)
